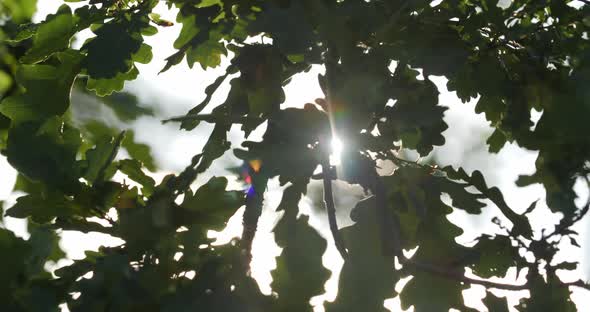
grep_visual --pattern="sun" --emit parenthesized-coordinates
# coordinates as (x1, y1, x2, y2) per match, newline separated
(329, 137, 344, 166)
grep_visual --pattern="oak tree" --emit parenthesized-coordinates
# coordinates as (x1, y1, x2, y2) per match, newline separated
(1, 0, 590, 311)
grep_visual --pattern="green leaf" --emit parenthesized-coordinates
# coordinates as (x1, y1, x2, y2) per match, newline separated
(326, 197, 398, 312)
(487, 128, 507, 153)
(21, 5, 76, 64)
(469, 235, 525, 279)
(234, 105, 327, 184)
(81, 122, 156, 171)
(517, 274, 577, 311)
(381, 167, 474, 311)
(271, 185, 330, 312)
(1, 50, 83, 122)
(194, 123, 231, 173)
(476, 96, 505, 125)
(83, 131, 125, 184)
(119, 159, 155, 197)
(400, 273, 469, 312)
(132, 43, 153, 64)
(438, 179, 486, 214)
(122, 130, 157, 171)
(178, 70, 230, 130)
(173, 15, 199, 49)
(197, 0, 222, 8)
(0, 70, 13, 95)
(160, 51, 184, 74)
(166, 4, 229, 72)
(1, 0, 38, 23)
(272, 217, 330, 311)
(0, 228, 30, 295)
(82, 23, 141, 79)
(86, 65, 139, 97)
(444, 167, 533, 238)
(186, 31, 226, 70)
(246, 85, 283, 116)
(101, 92, 154, 122)
(247, 2, 316, 55)
(483, 292, 509, 312)
(6, 192, 84, 223)
(379, 67, 448, 155)
(82, 20, 143, 79)
(554, 261, 578, 271)
(178, 176, 244, 230)
(27, 225, 66, 273)
(5, 119, 83, 193)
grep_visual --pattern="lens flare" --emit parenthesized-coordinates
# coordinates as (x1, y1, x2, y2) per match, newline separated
(249, 159, 262, 173)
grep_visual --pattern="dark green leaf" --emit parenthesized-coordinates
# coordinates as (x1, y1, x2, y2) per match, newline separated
(5, 119, 82, 192)
(82, 21, 142, 79)
(1, 50, 83, 122)
(101, 91, 153, 122)
(178, 176, 244, 230)
(83, 131, 125, 184)
(482, 292, 509, 312)
(119, 159, 156, 197)
(6, 192, 85, 223)
(469, 235, 525, 279)
(326, 197, 398, 312)
(271, 185, 330, 312)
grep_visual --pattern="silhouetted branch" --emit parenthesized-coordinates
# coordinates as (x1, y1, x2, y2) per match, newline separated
(400, 257, 590, 291)
(162, 114, 263, 125)
(545, 191, 590, 241)
(321, 42, 348, 260)
(320, 148, 348, 260)
(241, 175, 267, 272)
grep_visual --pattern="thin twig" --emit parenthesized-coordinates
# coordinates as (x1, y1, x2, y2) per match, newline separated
(400, 257, 590, 291)
(544, 191, 590, 241)
(95, 131, 126, 183)
(404, 258, 527, 290)
(384, 150, 432, 170)
(162, 114, 262, 125)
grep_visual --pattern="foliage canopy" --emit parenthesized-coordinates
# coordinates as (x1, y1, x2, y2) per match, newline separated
(1, 0, 590, 311)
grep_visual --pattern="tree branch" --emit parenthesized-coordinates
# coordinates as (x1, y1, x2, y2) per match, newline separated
(162, 114, 262, 125)
(320, 144, 348, 260)
(384, 150, 431, 169)
(566, 280, 590, 291)
(400, 257, 590, 291)
(545, 194, 590, 241)
(241, 175, 268, 272)
(403, 259, 528, 290)
(320, 41, 348, 260)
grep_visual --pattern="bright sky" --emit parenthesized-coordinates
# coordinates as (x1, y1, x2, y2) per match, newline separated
(0, 1, 588, 311)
